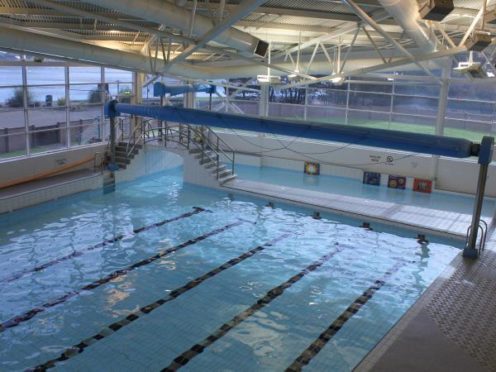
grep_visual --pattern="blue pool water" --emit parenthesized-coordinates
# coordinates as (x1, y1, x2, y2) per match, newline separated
(234, 163, 496, 216)
(0, 166, 460, 371)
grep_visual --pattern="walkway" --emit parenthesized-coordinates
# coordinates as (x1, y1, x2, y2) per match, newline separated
(224, 179, 493, 241)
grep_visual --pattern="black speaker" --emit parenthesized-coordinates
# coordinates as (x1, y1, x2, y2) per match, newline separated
(420, 0, 454, 21)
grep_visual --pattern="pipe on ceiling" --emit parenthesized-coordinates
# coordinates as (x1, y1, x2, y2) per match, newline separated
(82, 0, 265, 56)
(376, 0, 437, 52)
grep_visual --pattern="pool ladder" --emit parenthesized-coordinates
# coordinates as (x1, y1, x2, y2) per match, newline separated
(464, 220, 488, 256)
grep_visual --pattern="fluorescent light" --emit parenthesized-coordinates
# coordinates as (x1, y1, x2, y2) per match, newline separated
(329, 75, 344, 84)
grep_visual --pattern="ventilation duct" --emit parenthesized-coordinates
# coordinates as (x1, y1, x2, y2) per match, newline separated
(377, 0, 437, 52)
(83, 0, 268, 57)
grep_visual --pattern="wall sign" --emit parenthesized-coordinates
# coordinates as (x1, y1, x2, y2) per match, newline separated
(388, 175, 406, 189)
(363, 171, 381, 186)
(304, 162, 320, 175)
(413, 178, 433, 193)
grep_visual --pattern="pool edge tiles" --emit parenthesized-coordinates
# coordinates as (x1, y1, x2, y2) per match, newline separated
(223, 179, 492, 242)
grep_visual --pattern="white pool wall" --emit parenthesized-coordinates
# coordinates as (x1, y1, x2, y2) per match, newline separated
(215, 131, 496, 197)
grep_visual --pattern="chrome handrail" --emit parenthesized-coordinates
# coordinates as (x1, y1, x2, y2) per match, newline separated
(143, 121, 235, 180)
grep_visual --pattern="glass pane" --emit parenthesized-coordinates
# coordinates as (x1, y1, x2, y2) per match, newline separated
(348, 91, 391, 112)
(0, 109, 25, 131)
(70, 122, 103, 146)
(26, 66, 64, 85)
(0, 87, 25, 109)
(394, 84, 440, 98)
(70, 106, 102, 125)
(390, 113, 435, 134)
(29, 128, 67, 153)
(269, 103, 304, 120)
(0, 66, 22, 87)
(27, 86, 66, 108)
(108, 83, 132, 103)
(307, 89, 346, 107)
(393, 95, 438, 116)
(105, 68, 132, 83)
(69, 67, 101, 84)
(70, 84, 104, 105)
(444, 118, 495, 142)
(306, 105, 346, 125)
(349, 81, 392, 93)
(446, 99, 494, 122)
(27, 109, 66, 128)
(448, 82, 496, 101)
(230, 100, 259, 115)
(348, 110, 390, 127)
(269, 88, 306, 104)
(0, 133, 26, 159)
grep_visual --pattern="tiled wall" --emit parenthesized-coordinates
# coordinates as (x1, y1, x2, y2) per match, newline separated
(0, 174, 102, 214)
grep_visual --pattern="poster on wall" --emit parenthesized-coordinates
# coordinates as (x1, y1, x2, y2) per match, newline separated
(388, 175, 406, 190)
(304, 161, 320, 175)
(363, 171, 381, 186)
(413, 178, 433, 193)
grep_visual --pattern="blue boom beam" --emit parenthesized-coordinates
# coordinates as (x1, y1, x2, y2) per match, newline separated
(105, 101, 482, 159)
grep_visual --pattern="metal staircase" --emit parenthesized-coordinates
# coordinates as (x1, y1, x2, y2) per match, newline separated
(111, 118, 236, 185)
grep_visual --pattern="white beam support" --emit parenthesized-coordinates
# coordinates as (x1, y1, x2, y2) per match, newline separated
(342, 0, 437, 79)
(163, 0, 268, 71)
(458, 2, 488, 47)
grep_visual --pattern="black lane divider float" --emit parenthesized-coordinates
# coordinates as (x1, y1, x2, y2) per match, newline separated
(0, 220, 242, 334)
(161, 246, 344, 372)
(1, 207, 207, 284)
(285, 261, 406, 372)
(30, 233, 291, 372)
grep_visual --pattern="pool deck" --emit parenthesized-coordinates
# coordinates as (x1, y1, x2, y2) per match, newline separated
(355, 236, 496, 372)
(224, 178, 496, 372)
(224, 179, 494, 241)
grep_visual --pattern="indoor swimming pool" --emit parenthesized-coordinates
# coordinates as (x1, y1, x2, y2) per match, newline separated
(234, 163, 496, 216)
(0, 166, 461, 371)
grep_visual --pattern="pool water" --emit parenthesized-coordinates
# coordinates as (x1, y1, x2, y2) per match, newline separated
(0, 166, 460, 371)
(234, 163, 496, 216)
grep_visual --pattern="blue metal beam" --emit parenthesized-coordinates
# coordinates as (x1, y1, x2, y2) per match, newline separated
(105, 101, 482, 159)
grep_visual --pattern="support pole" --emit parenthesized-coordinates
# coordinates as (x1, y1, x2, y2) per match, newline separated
(463, 136, 494, 258)
(109, 116, 117, 169)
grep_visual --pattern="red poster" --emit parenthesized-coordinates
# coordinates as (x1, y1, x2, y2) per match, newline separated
(413, 178, 433, 193)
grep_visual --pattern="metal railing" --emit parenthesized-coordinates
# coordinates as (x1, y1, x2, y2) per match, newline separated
(465, 220, 488, 256)
(162, 122, 236, 180)
(116, 118, 235, 180)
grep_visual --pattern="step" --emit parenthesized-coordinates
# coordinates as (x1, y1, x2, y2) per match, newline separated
(216, 170, 233, 179)
(203, 161, 219, 169)
(194, 151, 215, 160)
(115, 152, 134, 160)
(115, 146, 139, 155)
(189, 148, 202, 154)
(210, 164, 228, 174)
(118, 142, 142, 149)
(219, 174, 236, 185)
(115, 157, 131, 165)
(199, 158, 217, 166)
